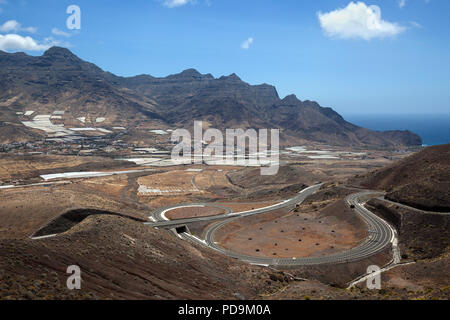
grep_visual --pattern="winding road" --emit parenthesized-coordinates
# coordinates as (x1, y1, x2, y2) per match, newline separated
(147, 185, 396, 266)
(17, 169, 397, 267)
(147, 184, 320, 226)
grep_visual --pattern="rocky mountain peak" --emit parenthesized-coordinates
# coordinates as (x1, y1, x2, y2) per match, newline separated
(280, 94, 301, 105)
(168, 68, 212, 80)
(43, 46, 79, 60)
(219, 73, 242, 82)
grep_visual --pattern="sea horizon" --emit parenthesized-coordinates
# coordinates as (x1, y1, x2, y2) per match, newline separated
(344, 113, 450, 147)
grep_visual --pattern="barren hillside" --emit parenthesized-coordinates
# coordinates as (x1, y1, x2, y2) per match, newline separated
(353, 144, 450, 212)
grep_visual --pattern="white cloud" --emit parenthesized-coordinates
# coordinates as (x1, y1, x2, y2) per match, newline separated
(51, 27, 71, 37)
(0, 33, 59, 51)
(398, 0, 406, 8)
(25, 26, 37, 33)
(163, 0, 193, 8)
(318, 2, 405, 40)
(241, 37, 254, 50)
(0, 20, 19, 32)
(0, 19, 36, 33)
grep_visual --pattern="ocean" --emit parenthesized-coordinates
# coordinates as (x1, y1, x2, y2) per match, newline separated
(345, 114, 450, 146)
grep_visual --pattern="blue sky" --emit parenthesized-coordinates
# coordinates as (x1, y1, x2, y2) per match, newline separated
(0, 0, 449, 116)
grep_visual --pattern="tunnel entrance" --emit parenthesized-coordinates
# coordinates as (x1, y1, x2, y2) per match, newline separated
(175, 225, 189, 234)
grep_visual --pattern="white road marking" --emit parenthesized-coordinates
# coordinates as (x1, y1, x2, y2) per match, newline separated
(160, 205, 206, 221)
(31, 234, 58, 240)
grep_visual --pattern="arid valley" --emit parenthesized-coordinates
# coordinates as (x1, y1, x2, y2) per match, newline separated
(1, 1, 449, 306)
(1, 140, 448, 300)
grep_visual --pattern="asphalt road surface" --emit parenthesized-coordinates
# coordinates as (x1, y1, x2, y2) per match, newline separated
(146, 184, 322, 228)
(147, 185, 395, 266)
(204, 191, 394, 266)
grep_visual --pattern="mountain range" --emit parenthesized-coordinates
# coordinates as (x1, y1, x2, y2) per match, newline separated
(0, 47, 421, 147)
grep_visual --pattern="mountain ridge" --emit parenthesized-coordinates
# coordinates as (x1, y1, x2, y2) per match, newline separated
(0, 47, 422, 147)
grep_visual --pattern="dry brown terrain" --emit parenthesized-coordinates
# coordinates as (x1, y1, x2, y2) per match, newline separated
(0, 154, 133, 182)
(0, 169, 287, 299)
(353, 144, 450, 212)
(0, 215, 284, 299)
(227, 154, 399, 201)
(214, 202, 280, 213)
(137, 167, 241, 205)
(381, 253, 450, 297)
(0, 181, 148, 240)
(1, 148, 447, 300)
(215, 198, 367, 259)
(366, 198, 450, 260)
(165, 206, 226, 220)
